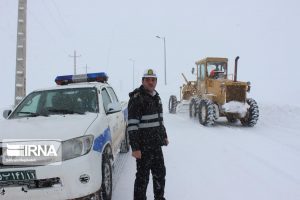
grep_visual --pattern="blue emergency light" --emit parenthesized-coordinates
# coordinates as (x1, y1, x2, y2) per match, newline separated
(55, 72, 108, 85)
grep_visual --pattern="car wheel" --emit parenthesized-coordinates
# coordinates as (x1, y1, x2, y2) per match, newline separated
(101, 154, 112, 200)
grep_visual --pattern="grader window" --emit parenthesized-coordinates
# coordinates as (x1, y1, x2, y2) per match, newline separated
(197, 64, 206, 81)
(207, 62, 226, 79)
(197, 64, 201, 81)
(200, 64, 206, 80)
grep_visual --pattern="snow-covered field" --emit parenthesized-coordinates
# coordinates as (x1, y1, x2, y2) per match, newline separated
(112, 103, 300, 200)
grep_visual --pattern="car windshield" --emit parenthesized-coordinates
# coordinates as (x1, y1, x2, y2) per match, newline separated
(10, 88, 99, 119)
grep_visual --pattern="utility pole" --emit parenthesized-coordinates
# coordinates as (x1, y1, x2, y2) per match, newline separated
(14, 0, 27, 106)
(156, 36, 167, 85)
(69, 50, 81, 75)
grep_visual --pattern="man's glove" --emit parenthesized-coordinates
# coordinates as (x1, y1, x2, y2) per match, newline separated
(164, 138, 169, 146)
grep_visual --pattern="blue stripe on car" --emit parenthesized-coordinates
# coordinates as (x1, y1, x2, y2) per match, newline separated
(93, 127, 112, 152)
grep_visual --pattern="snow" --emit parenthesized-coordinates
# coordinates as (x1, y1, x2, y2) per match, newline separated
(222, 101, 249, 117)
(112, 103, 300, 200)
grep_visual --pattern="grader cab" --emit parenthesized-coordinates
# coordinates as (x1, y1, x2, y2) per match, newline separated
(168, 56, 259, 127)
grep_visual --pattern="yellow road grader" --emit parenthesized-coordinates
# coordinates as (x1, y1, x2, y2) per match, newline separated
(168, 56, 259, 127)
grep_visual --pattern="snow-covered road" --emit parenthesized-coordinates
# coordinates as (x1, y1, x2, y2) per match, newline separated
(112, 104, 300, 200)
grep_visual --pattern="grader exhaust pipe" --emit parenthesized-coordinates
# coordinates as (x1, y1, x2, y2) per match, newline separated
(234, 56, 240, 82)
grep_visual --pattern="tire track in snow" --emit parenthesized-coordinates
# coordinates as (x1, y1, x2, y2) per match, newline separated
(112, 152, 131, 192)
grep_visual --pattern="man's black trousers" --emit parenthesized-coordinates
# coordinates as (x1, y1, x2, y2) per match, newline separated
(134, 147, 166, 200)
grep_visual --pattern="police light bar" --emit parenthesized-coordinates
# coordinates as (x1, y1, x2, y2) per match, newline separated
(55, 72, 108, 85)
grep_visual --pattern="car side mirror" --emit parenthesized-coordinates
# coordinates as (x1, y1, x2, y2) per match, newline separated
(3, 110, 12, 119)
(106, 102, 122, 114)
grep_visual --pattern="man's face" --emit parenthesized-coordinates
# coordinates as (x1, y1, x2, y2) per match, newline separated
(142, 77, 157, 92)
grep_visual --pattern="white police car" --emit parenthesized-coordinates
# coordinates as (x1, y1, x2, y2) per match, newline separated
(0, 72, 129, 200)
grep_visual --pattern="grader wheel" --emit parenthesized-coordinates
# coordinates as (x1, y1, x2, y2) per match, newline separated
(198, 99, 216, 126)
(240, 98, 259, 127)
(168, 95, 177, 114)
(189, 99, 197, 118)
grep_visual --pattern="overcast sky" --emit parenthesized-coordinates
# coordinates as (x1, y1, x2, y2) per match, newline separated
(1, 0, 299, 107)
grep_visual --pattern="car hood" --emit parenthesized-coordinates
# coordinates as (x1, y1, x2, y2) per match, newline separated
(0, 113, 98, 142)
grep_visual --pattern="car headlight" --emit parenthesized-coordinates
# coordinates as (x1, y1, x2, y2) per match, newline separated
(61, 135, 94, 161)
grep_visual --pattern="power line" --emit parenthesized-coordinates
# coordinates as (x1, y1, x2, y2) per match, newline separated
(40, 0, 68, 38)
(39, 0, 75, 56)
(51, 0, 69, 33)
(27, 9, 69, 56)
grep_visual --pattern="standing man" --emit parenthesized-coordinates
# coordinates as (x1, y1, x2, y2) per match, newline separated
(128, 68, 169, 200)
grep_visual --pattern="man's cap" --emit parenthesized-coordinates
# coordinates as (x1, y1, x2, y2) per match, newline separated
(142, 68, 157, 78)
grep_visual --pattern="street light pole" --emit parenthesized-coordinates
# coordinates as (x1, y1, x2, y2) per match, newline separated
(156, 35, 167, 85)
(129, 58, 135, 90)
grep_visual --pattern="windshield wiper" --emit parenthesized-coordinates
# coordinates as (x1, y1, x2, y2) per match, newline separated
(16, 111, 48, 117)
(47, 109, 85, 115)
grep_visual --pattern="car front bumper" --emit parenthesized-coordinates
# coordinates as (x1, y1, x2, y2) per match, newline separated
(0, 151, 103, 200)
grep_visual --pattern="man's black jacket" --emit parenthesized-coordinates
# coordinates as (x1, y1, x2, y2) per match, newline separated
(127, 85, 167, 151)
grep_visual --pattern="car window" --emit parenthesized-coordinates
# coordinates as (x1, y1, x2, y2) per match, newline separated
(107, 87, 119, 103)
(17, 93, 42, 116)
(101, 88, 112, 113)
(74, 88, 98, 113)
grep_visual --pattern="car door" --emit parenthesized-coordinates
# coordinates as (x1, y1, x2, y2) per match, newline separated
(101, 88, 119, 154)
(106, 87, 125, 151)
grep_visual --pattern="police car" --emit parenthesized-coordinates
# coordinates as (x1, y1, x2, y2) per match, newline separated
(0, 72, 129, 200)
